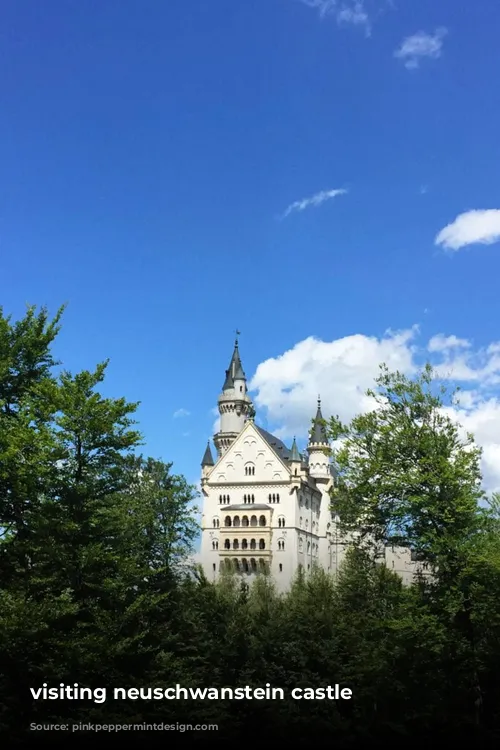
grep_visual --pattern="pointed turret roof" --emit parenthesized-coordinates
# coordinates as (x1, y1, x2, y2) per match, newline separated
(201, 441, 214, 467)
(309, 396, 329, 445)
(290, 436, 301, 462)
(222, 334, 246, 391)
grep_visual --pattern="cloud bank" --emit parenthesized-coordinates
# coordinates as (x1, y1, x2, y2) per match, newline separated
(249, 328, 500, 493)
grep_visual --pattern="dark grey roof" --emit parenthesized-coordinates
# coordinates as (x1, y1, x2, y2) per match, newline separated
(255, 426, 291, 460)
(290, 437, 301, 461)
(309, 398, 329, 445)
(201, 441, 214, 466)
(222, 339, 246, 391)
(222, 368, 233, 391)
(225, 504, 271, 510)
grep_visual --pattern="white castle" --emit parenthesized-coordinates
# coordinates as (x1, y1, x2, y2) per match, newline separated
(200, 336, 421, 591)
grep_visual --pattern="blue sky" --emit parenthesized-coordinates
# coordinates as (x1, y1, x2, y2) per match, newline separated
(2, 0, 500, 492)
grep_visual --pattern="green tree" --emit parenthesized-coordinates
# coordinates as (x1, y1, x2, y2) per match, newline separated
(329, 364, 484, 572)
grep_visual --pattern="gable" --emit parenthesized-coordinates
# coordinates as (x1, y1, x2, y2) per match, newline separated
(209, 422, 291, 484)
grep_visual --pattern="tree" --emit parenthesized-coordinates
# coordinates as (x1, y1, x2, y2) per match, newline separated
(328, 363, 494, 733)
(329, 364, 484, 573)
(124, 456, 199, 574)
(0, 305, 64, 577)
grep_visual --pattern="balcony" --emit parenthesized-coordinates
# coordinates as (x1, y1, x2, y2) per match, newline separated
(221, 512, 269, 530)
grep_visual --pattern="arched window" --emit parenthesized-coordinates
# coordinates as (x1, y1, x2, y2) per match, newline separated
(242, 538, 248, 550)
(272, 494, 275, 503)
(250, 515, 257, 527)
(213, 519, 217, 528)
(242, 558, 249, 572)
(224, 539, 230, 549)
(276, 493, 280, 503)
(279, 563, 283, 572)
(259, 515, 266, 527)
(233, 539, 239, 550)
(216, 519, 219, 528)
(251, 494, 255, 502)
(259, 559, 266, 571)
(219, 495, 222, 504)
(259, 539, 265, 550)
(233, 559, 239, 571)
(250, 539, 256, 550)
(224, 516, 232, 527)
(242, 515, 249, 527)
(307, 541, 311, 553)
(268, 494, 272, 502)
(233, 516, 240, 527)
(299, 516, 303, 527)
(250, 558, 257, 571)
(299, 537, 303, 552)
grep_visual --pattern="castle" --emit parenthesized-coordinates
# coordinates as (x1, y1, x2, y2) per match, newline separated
(199, 337, 421, 591)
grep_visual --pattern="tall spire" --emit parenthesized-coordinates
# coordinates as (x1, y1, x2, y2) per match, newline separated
(309, 395, 329, 445)
(222, 331, 246, 391)
(290, 436, 301, 462)
(201, 440, 214, 467)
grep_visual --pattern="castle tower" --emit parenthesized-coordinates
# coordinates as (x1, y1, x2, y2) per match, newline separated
(213, 334, 253, 457)
(307, 397, 331, 481)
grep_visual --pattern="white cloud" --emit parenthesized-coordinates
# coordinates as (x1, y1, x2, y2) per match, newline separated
(173, 408, 190, 418)
(428, 334, 471, 353)
(337, 3, 371, 35)
(281, 188, 347, 219)
(249, 328, 500, 493)
(394, 27, 447, 69)
(435, 209, 500, 252)
(250, 327, 418, 439)
(298, 0, 372, 34)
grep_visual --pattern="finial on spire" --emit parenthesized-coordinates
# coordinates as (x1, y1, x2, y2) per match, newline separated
(235, 329, 241, 345)
(318, 395, 321, 408)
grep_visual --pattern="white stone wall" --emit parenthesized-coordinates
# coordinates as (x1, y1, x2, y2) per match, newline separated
(200, 419, 425, 590)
